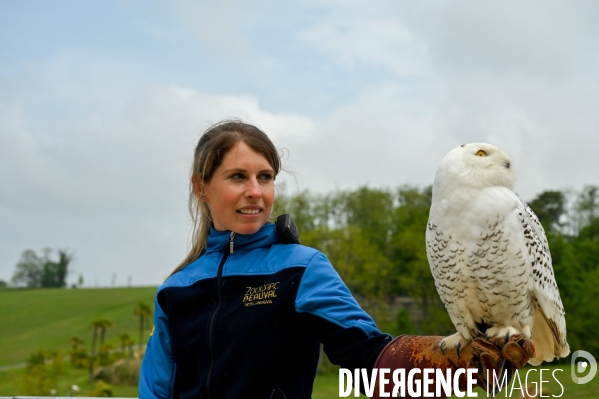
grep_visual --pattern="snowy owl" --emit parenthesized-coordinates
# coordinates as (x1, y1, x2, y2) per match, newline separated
(426, 143, 570, 365)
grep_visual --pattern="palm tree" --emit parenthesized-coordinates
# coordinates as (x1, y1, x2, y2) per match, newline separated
(68, 336, 87, 368)
(90, 318, 113, 355)
(89, 318, 113, 382)
(98, 319, 113, 346)
(119, 333, 135, 358)
(133, 301, 152, 348)
(97, 343, 114, 366)
(69, 336, 84, 352)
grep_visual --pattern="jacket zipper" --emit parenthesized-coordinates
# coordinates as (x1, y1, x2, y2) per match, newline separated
(270, 387, 288, 399)
(206, 231, 236, 398)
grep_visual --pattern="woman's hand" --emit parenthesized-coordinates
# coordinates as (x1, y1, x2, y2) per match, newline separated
(372, 334, 536, 398)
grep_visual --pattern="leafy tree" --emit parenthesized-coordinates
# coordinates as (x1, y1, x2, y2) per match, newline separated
(313, 226, 394, 324)
(528, 190, 567, 232)
(15, 349, 64, 395)
(134, 301, 153, 347)
(392, 308, 416, 336)
(555, 216, 599, 359)
(340, 186, 395, 251)
(273, 190, 318, 233)
(11, 248, 73, 288)
(573, 185, 599, 232)
(41, 250, 73, 288)
(0, 279, 7, 288)
(388, 186, 453, 334)
(563, 266, 599, 359)
(11, 249, 44, 288)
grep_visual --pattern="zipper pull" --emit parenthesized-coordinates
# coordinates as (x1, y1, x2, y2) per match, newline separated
(229, 232, 236, 254)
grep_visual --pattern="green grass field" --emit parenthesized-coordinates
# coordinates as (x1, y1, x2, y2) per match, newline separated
(0, 286, 157, 367)
(1, 287, 598, 397)
(0, 366, 139, 397)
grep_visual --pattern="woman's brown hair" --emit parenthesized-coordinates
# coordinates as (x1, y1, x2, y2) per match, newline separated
(170, 120, 282, 276)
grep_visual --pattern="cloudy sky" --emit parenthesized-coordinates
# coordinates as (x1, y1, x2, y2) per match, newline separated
(1, 1, 598, 287)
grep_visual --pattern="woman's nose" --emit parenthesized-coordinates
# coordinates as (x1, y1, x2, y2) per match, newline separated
(245, 177, 262, 198)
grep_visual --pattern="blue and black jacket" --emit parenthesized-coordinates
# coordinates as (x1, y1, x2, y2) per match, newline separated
(139, 222, 391, 398)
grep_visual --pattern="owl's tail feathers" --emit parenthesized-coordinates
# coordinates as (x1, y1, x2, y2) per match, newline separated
(530, 309, 570, 365)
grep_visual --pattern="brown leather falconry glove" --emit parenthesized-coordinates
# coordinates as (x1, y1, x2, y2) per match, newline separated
(372, 334, 536, 399)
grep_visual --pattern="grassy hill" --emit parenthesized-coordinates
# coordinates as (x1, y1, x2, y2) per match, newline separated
(0, 286, 157, 367)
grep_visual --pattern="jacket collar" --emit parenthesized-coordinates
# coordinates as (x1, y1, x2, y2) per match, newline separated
(205, 222, 279, 254)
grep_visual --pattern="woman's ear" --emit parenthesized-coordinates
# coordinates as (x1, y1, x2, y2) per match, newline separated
(192, 175, 208, 202)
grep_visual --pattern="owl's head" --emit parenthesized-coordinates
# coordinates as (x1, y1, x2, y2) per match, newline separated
(434, 143, 515, 194)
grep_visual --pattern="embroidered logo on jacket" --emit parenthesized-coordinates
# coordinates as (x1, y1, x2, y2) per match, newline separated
(243, 282, 279, 306)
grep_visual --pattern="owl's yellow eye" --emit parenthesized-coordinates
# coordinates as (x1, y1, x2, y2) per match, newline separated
(475, 150, 487, 157)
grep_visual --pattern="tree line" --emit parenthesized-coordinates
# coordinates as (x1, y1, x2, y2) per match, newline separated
(274, 184, 599, 360)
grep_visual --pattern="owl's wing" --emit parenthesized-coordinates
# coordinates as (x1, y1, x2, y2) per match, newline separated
(426, 216, 475, 340)
(518, 200, 569, 360)
(521, 201, 550, 253)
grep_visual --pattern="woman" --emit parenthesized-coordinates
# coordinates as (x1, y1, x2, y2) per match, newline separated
(139, 120, 533, 398)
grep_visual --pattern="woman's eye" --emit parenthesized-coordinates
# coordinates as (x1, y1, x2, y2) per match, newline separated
(230, 173, 245, 180)
(259, 174, 274, 182)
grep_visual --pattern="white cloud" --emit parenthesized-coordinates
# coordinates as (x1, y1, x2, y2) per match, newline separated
(2, 1, 599, 287)
(172, 0, 267, 57)
(0, 67, 316, 285)
(405, 0, 599, 79)
(295, 2, 430, 78)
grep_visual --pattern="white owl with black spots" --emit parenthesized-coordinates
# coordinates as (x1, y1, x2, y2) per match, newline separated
(426, 143, 570, 365)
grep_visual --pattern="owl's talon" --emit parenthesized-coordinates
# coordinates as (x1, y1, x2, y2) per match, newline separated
(457, 342, 462, 359)
(440, 340, 446, 355)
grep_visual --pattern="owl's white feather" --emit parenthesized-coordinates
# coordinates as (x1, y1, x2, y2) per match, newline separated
(426, 143, 569, 365)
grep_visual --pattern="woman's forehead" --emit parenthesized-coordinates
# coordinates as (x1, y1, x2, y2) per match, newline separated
(220, 141, 274, 171)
